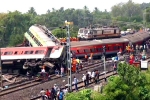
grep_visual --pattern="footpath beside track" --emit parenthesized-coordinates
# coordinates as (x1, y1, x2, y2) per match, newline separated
(31, 70, 117, 100)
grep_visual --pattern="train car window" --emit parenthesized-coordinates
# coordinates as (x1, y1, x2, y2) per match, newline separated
(97, 48, 102, 52)
(14, 51, 18, 54)
(27, 30, 33, 37)
(103, 30, 112, 34)
(14, 51, 23, 54)
(93, 30, 97, 34)
(4, 51, 13, 55)
(78, 49, 84, 53)
(96, 30, 102, 34)
(114, 46, 118, 50)
(24, 51, 34, 54)
(107, 47, 109, 51)
(79, 29, 83, 33)
(84, 49, 90, 53)
(118, 46, 122, 49)
(71, 50, 77, 54)
(84, 30, 88, 34)
(91, 48, 96, 52)
(35, 50, 44, 54)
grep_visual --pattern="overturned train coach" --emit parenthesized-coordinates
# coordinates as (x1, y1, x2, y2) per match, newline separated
(1, 46, 66, 74)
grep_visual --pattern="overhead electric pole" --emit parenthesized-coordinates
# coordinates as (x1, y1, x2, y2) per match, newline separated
(65, 21, 73, 92)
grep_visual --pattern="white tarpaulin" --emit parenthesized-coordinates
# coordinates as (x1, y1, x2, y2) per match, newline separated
(141, 61, 148, 69)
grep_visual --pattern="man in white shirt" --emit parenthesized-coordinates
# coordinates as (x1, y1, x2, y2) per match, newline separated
(82, 74, 86, 87)
(40, 89, 46, 100)
(91, 71, 95, 82)
(73, 76, 78, 91)
(61, 66, 64, 77)
(41, 68, 45, 73)
(88, 71, 92, 82)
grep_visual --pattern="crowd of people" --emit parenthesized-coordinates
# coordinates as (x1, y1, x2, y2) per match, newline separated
(40, 84, 68, 100)
(39, 70, 100, 100)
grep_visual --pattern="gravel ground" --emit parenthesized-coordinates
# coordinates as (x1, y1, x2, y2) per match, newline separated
(0, 62, 114, 100)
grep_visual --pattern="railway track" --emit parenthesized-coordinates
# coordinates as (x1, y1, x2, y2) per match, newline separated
(31, 70, 117, 100)
(31, 56, 150, 100)
(0, 59, 115, 100)
(1, 54, 149, 100)
(0, 59, 111, 97)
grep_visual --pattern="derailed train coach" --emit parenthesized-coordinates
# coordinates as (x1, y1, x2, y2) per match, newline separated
(1, 45, 66, 74)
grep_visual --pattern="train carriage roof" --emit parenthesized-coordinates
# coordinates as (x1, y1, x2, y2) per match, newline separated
(123, 32, 150, 43)
(71, 38, 129, 47)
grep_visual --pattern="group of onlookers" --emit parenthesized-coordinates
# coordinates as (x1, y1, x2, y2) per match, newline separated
(82, 70, 100, 87)
(40, 84, 68, 100)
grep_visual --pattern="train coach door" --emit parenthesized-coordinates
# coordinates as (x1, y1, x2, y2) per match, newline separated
(46, 48, 52, 58)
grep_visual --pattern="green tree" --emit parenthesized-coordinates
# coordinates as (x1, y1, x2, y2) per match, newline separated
(104, 62, 150, 100)
(66, 89, 92, 100)
(52, 28, 66, 38)
(9, 34, 24, 46)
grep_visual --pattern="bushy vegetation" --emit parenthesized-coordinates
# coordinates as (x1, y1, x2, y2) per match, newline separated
(0, 0, 150, 47)
(65, 62, 150, 100)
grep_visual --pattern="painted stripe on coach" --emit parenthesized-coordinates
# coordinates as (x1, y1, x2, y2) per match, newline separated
(1, 55, 45, 60)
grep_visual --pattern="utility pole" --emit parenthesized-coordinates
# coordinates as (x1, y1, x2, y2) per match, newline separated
(102, 46, 106, 82)
(65, 21, 73, 92)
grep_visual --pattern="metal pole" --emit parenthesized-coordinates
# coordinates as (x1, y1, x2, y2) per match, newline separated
(0, 47, 2, 88)
(66, 24, 72, 91)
